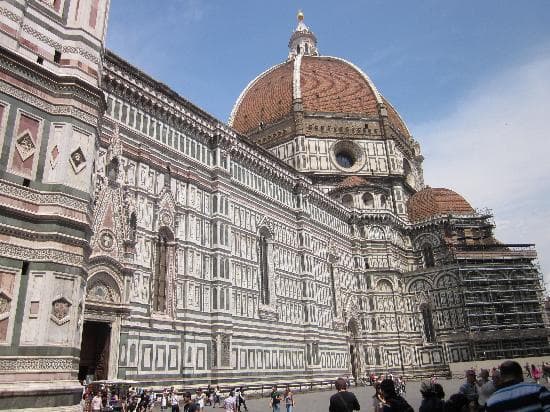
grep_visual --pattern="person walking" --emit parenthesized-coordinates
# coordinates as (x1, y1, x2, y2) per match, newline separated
(170, 389, 180, 412)
(213, 386, 222, 408)
(182, 392, 198, 412)
(419, 382, 445, 412)
(487, 360, 550, 411)
(329, 377, 360, 412)
(532, 364, 542, 384)
(238, 386, 248, 412)
(458, 369, 479, 407)
(269, 385, 282, 412)
(223, 390, 237, 412)
(283, 386, 295, 412)
(378, 378, 413, 412)
(160, 390, 168, 412)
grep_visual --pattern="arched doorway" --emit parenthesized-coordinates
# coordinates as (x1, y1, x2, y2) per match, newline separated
(79, 269, 124, 383)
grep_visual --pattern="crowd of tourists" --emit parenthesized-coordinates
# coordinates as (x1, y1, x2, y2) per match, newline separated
(82, 384, 249, 411)
(330, 360, 550, 412)
(82, 360, 550, 411)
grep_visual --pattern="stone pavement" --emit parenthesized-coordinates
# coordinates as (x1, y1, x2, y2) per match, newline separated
(243, 379, 463, 411)
(152, 379, 464, 411)
(150, 376, 546, 411)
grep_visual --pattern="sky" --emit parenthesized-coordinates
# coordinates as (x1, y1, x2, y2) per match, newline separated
(106, 1, 550, 285)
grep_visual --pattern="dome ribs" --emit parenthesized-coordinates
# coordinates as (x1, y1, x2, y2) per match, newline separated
(407, 187, 475, 223)
(232, 61, 294, 134)
(301, 57, 378, 116)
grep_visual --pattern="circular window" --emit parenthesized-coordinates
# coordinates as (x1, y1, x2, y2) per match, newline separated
(336, 151, 355, 168)
(330, 141, 365, 172)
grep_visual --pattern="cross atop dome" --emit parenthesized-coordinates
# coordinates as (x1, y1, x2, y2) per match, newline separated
(288, 10, 318, 60)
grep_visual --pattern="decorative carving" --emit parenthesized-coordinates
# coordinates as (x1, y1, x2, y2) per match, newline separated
(0, 357, 75, 371)
(99, 230, 115, 251)
(88, 282, 115, 302)
(51, 297, 71, 325)
(0, 241, 83, 266)
(70, 147, 86, 173)
(50, 145, 59, 168)
(15, 131, 36, 161)
(221, 334, 231, 366)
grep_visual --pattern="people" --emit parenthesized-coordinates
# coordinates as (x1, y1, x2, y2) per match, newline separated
(283, 385, 295, 412)
(486, 360, 550, 411)
(160, 390, 168, 412)
(532, 364, 542, 384)
(213, 386, 222, 408)
(183, 391, 199, 412)
(329, 377, 360, 412)
(478, 368, 498, 409)
(194, 388, 206, 411)
(170, 388, 180, 412)
(372, 382, 384, 412)
(378, 378, 413, 412)
(91, 392, 103, 412)
(443, 393, 469, 412)
(270, 385, 283, 412)
(223, 390, 237, 412)
(458, 369, 479, 408)
(419, 381, 445, 412)
(238, 386, 248, 411)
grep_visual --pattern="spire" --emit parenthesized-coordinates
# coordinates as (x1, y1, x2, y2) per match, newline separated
(288, 10, 318, 60)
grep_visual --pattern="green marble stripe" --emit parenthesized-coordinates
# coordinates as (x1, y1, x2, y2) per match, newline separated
(0, 214, 87, 239)
(11, 261, 28, 346)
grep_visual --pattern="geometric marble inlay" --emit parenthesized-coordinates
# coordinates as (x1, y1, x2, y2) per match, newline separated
(50, 297, 71, 325)
(69, 147, 86, 174)
(15, 131, 36, 161)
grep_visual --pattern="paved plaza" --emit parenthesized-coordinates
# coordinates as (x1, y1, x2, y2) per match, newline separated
(148, 376, 548, 411)
(239, 379, 462, 411)
(149, 379, 464, 411)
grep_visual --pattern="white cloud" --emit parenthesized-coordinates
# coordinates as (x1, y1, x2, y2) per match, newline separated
(411, 52, 550, 287)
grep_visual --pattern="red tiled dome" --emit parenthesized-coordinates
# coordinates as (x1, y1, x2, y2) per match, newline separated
(230, 56, 410, 138)
(407, 187, 475, 222)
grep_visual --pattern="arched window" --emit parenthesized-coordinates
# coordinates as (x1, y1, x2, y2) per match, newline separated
(154, 229, 172, 312)
(212, 288, 218, 310)
(421, 304, 436, 343)
(380, 194, 387, 209)
(422, 244, 435, 268)
(329, 263, 337, 314)
(258, 228, 272, 305)
(106, 157, 119, 184)
(129, 212, 137, 241)
(362, 193, 374, 208)
(342, 194, 354, 208)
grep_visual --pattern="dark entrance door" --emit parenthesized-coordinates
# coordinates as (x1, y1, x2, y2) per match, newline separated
(78, 320, 111, 382)
(349, 344, 357, 382)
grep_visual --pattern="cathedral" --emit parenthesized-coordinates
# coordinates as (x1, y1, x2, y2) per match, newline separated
(0, 2, 548, 410)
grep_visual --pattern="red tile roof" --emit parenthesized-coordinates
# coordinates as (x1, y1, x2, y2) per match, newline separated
(231, 61, 294, 135)
(407, 187, 475, 222)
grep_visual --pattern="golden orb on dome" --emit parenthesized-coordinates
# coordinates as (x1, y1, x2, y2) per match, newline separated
(297, 10, 304, 21)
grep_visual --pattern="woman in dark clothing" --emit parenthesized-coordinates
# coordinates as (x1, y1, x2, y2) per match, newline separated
(419, 382, 445, 412)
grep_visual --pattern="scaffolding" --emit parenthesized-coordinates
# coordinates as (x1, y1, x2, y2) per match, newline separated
(453, 243, 549, 360)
